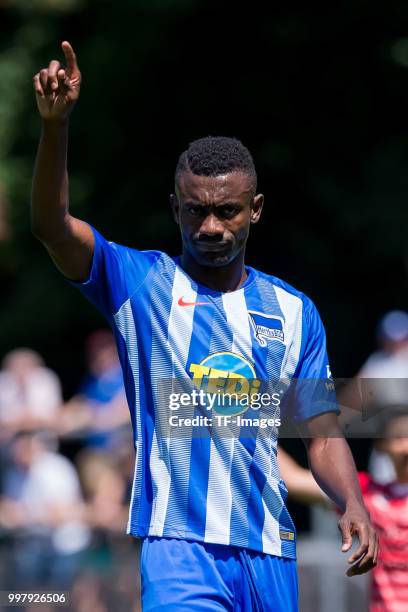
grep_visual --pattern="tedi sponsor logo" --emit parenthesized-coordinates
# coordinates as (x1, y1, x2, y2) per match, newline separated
(188, 351, 261, 416)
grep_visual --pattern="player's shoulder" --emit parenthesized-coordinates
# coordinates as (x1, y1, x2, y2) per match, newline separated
(92, 224, 164, 267)
(250, 267, 316, 313)
(104, 236, 164, 264)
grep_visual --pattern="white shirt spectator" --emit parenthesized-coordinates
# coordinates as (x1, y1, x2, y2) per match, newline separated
(0, 349, 62, 429)
(20, 449, 90, 554)
(0, 367, 62, 423)
(2, 433, 91, 555)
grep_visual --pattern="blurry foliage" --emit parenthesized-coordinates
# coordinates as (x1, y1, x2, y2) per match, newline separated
(0, 0, 83, 12)
(0, 1, 407, 389)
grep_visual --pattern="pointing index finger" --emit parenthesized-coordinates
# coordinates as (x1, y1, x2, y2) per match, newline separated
(61, 41, 78, 72)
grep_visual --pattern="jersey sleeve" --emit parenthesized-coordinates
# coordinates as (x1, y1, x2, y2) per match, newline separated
(69, 224, 161, 321)
(287, 297, 339, 424)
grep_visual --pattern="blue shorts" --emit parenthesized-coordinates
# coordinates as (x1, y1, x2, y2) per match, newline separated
(140, 536, 298, 611)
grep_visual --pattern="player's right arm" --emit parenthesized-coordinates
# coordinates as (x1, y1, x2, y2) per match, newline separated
(31, 41, 94, 281)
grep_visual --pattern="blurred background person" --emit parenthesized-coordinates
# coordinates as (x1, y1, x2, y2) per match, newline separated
(72, 441, 139, 611)
(360, 310, 408, 484)
(59, 330, 130, 449)
(359, 311, 408, 381)
(0, 348, 62, 442)
(339, 310, 408, 484)
(77, 447, 129, 535)
(359, 408, 408, 612)
(0, 430, 90, 590)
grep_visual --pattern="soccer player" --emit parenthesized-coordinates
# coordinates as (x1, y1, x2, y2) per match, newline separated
(31, 42, 378, 611)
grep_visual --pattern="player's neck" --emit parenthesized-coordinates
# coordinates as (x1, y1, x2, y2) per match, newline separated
(180, 250, 248, 293)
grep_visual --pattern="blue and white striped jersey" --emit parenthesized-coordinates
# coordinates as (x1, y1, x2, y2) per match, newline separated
(72, 225, 338, 559)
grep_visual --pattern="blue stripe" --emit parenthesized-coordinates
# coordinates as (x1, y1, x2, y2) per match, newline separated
(278, 480, 297, 558)
(243, 279, 268, 551)
(209, 297, 234, 353)
(254, 276, 286, 384)
(114, 327, 137, 438)
(132, 292, 155, 533)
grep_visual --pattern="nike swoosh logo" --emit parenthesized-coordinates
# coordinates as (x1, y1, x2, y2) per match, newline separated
(178, 296, 211, 307)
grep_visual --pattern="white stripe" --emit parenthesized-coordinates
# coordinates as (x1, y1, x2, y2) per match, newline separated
(149, 267, 196, 534)
(126, 441, 139, 533)
(204, 437, 235, 544)
(168, 267, 197, 370)
(222, 289, 253, 360)
(148, 432, 171, 533)
(274, 285, 303, 380)
(114, 300, 142, 533)
(251, 429, 281, 554)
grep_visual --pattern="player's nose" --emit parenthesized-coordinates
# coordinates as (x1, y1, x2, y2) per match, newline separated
(198, 213, 224, 238)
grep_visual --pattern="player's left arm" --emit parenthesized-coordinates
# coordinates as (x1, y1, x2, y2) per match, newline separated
(299, 411, 379, 577)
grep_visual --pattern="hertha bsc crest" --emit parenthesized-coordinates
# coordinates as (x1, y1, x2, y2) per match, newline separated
(248, 310, 285, 347)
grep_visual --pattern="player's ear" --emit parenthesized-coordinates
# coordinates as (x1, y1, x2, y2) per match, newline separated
(250, 194, 264, 224)
(170, 193, 180, 225)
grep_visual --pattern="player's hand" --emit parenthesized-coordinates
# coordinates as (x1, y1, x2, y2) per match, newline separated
(33, 41, 81, 122)
(338, 503, 378, 576)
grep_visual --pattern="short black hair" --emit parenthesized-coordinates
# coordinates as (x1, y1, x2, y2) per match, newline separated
(175, 136, 257, 191)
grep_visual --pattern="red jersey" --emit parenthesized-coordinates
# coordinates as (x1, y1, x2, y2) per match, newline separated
(359, 472, 408, 612)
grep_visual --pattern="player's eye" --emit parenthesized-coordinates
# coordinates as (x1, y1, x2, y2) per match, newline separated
(218, 206, 238, 219)
(186, 205, 204, 217)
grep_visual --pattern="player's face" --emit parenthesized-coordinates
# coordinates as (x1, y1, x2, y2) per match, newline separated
(171, 170, 263, 267)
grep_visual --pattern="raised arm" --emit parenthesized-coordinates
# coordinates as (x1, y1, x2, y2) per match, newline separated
(31, 41, 94, 281)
